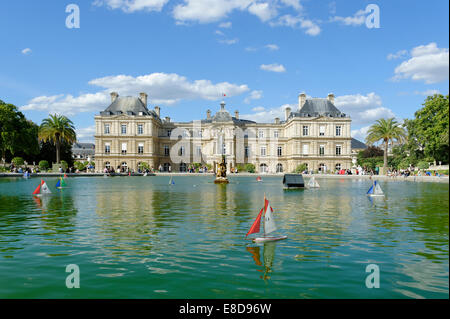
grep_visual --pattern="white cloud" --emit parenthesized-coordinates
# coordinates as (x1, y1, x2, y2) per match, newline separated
(76, 125, 96, 143)
(330, 9, 366, 26)
(218, 21, 232, 28)
(387, 50, 408, 60)
(251, 106, 265, 112)
(280, 0, 302, 11)
(351, 125, 370, 142)
(334, 92, 396, 126)
(21, 48, 32, 55)
(241, 103, 294, 123)
(244, 90, 263, 103)
(265, 44, 279, 51)
(218, 38, 239, 45)
(270, 15, 321, 36)
(93, 0, 168, 12)
(245, 46, 258, 52)
(392, 43, 449, 84)
(173, 0, 252, 23)
(21, 72, 250, 114)
(260, 63, 286, 73)
(414, 89, 440, 96)
(247, 1, 277, 22)
(215, 30, 225, 36)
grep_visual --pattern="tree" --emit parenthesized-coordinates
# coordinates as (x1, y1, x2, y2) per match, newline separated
(366, 118, 406, 173)
(0, 101, 39, 164)
(38, 114, 76, 164)
(404, 94, 449, 164)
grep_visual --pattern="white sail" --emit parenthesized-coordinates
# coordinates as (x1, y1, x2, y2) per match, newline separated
(40, 181, 52, 194)
(308, 177, 320, 188)
(264, 205, 277, 235)
(374, 182, 383, 195)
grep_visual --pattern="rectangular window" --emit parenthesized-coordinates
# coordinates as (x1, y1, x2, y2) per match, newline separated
(244, 146, 249, 157)
(137, 124, 143, 135)
(121, 124, 127, 134)
(302, 144, 309, 155)
(104, 124, 110, 134)
(121, 143, 127, 154)
(336, 125, 342, 136)
(303, 126, 309, 136)
(167, 129, 172, 137)
(319, 145, 325, 156)
(258, 130, 264, 138)
(274, 130, 279, 138)
(260, 147, 266, 157)
(277, 146, 282, 156)
(336, 145, 342, 156)
(164, 145, 169, 156)
(319, 126, 325, 136)
(105, 143, 110, 154)
(138, 143, 144, 154)
(179, 146, 185, 156)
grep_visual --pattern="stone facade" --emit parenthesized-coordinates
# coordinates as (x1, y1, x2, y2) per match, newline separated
(94, 92, 352, 173)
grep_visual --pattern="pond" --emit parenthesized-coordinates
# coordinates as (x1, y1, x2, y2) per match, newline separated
(0, 176, 448, 298)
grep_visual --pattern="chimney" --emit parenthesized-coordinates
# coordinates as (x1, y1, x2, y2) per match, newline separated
(139, 92, 148, 107)
(298, 92, 306, 110)
(285, 107, 291, 121)
(110, 92, 118, 102)
(234, 110, 239, 119)
(206, 109, 211, 120)
(327, 93, 335, 104)
(154, 106, 160, 117)
(165, 116, 170, 122)
(274, 117, 280, 124)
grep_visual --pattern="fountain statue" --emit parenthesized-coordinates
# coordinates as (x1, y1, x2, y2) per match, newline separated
(214, 155, 229, 184)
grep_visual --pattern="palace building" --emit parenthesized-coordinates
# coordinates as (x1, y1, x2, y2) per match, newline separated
(94, 92, 352, 173)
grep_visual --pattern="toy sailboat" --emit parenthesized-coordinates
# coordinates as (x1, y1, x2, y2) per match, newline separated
(55, 177, 68, 189)
(246, 195, 287, 243)
(367, 180, 384, 197)
(256, 176, 262, 182)
(307, 176, 320, 188)
(169, 176, 175, 185)
(32, 179, 52, 196)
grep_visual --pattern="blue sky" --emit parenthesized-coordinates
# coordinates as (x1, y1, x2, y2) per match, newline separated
(0, 0, 448, 142)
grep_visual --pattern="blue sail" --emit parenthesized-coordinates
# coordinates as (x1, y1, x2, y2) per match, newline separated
(56, 179, 61, 188)
(367, 184, 374, 194)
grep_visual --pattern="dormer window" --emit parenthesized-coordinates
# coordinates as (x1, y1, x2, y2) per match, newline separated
(139, 111, 143, 116)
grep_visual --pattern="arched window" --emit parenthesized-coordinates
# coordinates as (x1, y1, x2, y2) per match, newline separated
(163, 163, 170, 172)
(260, 163, 268, 173)
(276, 163, 283, 173)
(121, 162, 128, 172)
(335, 163, 341, 171)
(319, 163, 325, 172)
(179, 162, 187, 172)
(104, 162, 111, 169)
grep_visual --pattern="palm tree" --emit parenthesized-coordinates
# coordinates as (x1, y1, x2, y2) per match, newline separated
(39, 114, 76, 164)
(366, 118, 406, 174)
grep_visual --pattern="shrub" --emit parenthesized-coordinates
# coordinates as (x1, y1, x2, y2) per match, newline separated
(39, 160, 49, 170)
(138, 162, 150, 170)
(236, 164, 245, 172)
(74, 161, 86, 171)
(417, 161, 429, 170)
(60, 160, 68, 170)
(12, 157, 24, 166)
(294, 164, 308, 174)
(244, 163, 255, 173)
(398, 158, 410, 169)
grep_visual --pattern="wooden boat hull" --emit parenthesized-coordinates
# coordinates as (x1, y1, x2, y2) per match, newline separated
(253, 235, 287, 243)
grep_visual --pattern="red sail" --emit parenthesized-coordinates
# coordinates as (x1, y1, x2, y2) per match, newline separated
(246, 207, 264, 237)
(32, 183, 41, 195)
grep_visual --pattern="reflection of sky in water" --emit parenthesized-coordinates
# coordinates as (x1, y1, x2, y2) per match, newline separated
(0, 176, 448, 298)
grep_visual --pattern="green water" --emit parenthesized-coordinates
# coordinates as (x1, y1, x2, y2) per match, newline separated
(0, 176, 448, 299)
